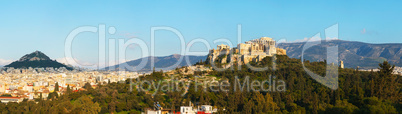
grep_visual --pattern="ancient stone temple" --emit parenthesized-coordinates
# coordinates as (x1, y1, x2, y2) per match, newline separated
(208, 37, 287, 64)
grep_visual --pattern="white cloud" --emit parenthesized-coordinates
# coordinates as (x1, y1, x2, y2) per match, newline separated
(326, 37, 339, 40)
(290, 37, 311, 43)
(0, 59, 13, 66)
(56, 57, 95, 68)
(361, 28, 366, 34)
(284, 37, 339, 43)
(360, 28, 378, 35)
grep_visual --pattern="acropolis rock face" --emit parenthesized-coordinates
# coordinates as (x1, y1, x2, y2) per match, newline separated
(208, 37, 287, 64)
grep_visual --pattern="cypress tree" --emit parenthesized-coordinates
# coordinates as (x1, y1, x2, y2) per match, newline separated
(67, 85, 71, 94)
(55, 82, 59, 92)
(39, 93, 42, 100)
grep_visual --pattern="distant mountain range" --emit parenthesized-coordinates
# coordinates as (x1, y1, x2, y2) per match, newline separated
(4, 51, 73, 70)
(5, 40, 399, 71)
(278, 40, 402, 69)
(105, 40, 402, 71)
(103, 54, 207, 72)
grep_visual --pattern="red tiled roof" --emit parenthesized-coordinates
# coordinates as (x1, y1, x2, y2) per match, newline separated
(0, 97, 21, 99)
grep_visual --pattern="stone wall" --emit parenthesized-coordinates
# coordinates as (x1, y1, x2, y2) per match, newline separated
(208, 37, 287, 64)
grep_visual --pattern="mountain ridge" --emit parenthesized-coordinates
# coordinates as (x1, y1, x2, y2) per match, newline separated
(4, 51, 73, 70)
(103, 54, 207, 72)
(278, 40, 402, 69)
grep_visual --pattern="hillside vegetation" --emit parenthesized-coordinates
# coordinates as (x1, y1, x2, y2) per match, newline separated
(1, 55, 401, 114)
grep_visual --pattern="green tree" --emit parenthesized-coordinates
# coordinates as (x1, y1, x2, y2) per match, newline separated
(243, 99, 253, 114)
(325, 100, 358, 114)
(252, 92, 264, 114)
(264, 93, 279, 112)
(360, 97, 397, 113)
(47, 91, 59, 100)
(0, 94, 12, 97)
(67, 84, 72, 94)
(83, 82, 92, 90)
(55, 82, 59, 92)
(377, 61, 398, 101)
(73, 95, 101, 114)
(39, 93, 42, 100)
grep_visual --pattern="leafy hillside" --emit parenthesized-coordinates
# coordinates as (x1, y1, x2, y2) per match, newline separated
(278, 40, 402, 69)
(4, 51, 72, 70)
(1, 55, 400, 113)
(104, 54, 207, 72)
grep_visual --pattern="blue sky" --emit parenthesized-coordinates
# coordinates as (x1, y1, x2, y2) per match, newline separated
(0, 1, 401, 67)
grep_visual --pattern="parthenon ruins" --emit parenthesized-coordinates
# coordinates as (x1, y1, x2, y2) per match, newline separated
(208, 37, 287, 64)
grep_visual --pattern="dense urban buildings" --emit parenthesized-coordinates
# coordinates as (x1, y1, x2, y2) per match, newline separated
(0, 67, 139, 102)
